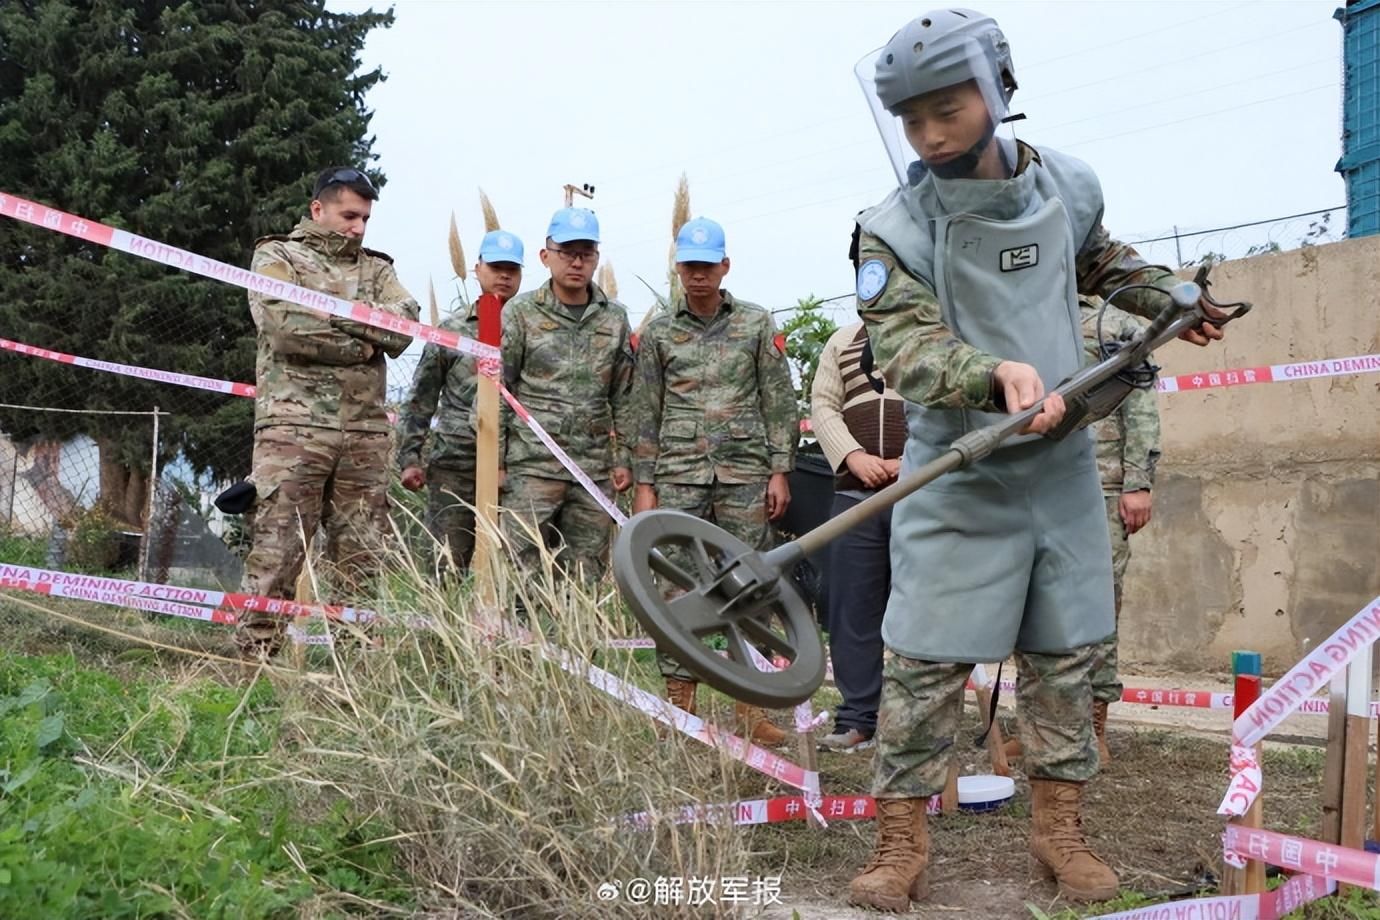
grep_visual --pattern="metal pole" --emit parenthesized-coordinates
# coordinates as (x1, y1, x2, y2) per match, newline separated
(6, 446, 16, 530)
(137, 407, 160, 581)
(1173, 225, 1184, 267)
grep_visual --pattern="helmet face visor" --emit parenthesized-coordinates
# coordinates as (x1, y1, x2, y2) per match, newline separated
(858, 33, 1011, 186)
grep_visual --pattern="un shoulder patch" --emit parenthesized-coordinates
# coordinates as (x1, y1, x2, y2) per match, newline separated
(856, 259, 890, 304)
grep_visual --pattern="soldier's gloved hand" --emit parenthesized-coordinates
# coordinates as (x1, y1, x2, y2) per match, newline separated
(633, 484, 657, 514)
(400, 466, 426, 491)
(611, 467, 634, 493)
(994, 361, 1065, 435)
(1119, 489, 1152, 534)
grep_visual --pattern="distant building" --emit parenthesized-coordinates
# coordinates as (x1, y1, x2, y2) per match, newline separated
(1337, 0, 1380, 237)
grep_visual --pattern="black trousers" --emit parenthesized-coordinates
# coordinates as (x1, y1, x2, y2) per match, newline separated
(825, 491, 892, 733)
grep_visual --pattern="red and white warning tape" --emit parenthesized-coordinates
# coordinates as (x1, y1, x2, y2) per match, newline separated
(0, 562, 378, 625)
(623, 793, 943, 831)
(0, 191, 498, 361)
(494, 381, 628, 526)
(1219, 595, 1380, 818)
(0, 337, 257, 398)
(1158, 353, 1380, 393)
(1224, 825, 1380, 892)
(1086, 871, 1333, 920)
(0, 560, 819, 796)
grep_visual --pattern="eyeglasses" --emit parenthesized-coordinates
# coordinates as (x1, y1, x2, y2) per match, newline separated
(318, 168, 377, 195)
(547, 245, 599, 265)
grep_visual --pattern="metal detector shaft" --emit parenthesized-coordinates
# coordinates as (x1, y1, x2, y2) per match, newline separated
(763, 278, 1250, 574)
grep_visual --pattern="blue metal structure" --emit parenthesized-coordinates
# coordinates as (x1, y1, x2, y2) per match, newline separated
(1336, 0, 1380, 237)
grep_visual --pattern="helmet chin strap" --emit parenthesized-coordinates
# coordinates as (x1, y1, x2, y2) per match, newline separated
(926, 116, 999, 180)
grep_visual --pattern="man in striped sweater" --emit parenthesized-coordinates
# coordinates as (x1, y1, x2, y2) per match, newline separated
(810, 322, 908, 752)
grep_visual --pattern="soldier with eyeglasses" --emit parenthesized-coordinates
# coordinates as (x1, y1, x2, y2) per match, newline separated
(497, 207, 635, 581)
(237, 166, 420, 658)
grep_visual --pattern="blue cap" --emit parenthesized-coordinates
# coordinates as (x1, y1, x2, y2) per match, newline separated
(674, 217, 727, 263)
(546, 207, 600, 244)
(478, 230, 524, 266)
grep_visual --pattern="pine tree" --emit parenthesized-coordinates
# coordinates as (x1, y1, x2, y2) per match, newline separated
(0, 0, 392, 523)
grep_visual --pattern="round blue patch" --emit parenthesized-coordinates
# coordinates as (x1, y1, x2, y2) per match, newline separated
(856, 259, 889, 302)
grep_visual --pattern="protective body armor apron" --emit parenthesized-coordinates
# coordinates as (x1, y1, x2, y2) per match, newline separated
(873, 152, 1115, 662)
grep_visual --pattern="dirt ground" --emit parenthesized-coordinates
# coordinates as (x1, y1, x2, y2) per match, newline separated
(732, 682, 1347, 920)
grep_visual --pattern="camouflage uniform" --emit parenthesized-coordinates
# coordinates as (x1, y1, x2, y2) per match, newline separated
(499, 281, 634, 580)
(397, 308, 481, 571)
(239, 219, 418, 648)
(1078, 298, 1161, 705)
(631, 291, 799, 680)
(859, 142, 1181, 797)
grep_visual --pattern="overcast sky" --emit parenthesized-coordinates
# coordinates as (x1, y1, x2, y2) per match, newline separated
(325, 0, 1345, 367)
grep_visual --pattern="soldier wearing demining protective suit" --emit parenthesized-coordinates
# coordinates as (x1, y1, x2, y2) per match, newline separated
(846, 9, 1228, 910)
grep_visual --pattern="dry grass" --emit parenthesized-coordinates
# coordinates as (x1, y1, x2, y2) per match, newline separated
(448, 212, 467, 281)
(266, 519, 757, 918)
(596, 262, 619, 299)
(479, 189, 501, 233)
(428, 276, 440, 327)
(667, 172, 691, 302)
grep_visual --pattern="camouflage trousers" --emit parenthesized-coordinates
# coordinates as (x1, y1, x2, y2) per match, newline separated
(425, 464, 477, 573)
(501, 474, 614, 582)
(239, 425, 390, 646)
(873, 644, 1101, 798)
(1091, 495, 1131, 704)
(653, 480, 768, 682)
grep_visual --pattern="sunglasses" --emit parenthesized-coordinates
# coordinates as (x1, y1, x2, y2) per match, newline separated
(318, 168, 377, 195)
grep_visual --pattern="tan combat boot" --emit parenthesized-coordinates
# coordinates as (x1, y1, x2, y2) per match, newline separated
(1029, 779, 1119, 902)
(665, 679, 698, 715)
(1093, 701, 1112, 764)
(734, 702, 788, 747)
(848, 798, 930, 911)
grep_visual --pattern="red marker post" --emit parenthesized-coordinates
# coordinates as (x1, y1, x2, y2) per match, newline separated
(1225, 650, 1265, 895)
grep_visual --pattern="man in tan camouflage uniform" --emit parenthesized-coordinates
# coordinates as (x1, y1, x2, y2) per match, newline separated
(499, 207, 634, 580)
(238, 167, 419, 657)
(631, 217, 799, 747)
(398, 230, 524, 573)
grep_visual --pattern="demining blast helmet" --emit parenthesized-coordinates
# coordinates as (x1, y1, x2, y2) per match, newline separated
(856, 8, 1018, 184)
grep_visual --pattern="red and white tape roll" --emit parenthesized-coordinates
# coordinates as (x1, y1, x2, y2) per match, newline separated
(0, 192, 498, 361)
(0, 337, 257, 398)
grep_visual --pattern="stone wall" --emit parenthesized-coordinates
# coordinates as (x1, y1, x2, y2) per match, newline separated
(1120, 236, 1380, 672)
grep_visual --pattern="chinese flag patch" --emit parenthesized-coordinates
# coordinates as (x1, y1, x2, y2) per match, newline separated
(772, 332, 787, 357)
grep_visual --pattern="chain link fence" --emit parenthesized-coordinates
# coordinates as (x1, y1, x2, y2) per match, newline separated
(0, 321, 428, 592)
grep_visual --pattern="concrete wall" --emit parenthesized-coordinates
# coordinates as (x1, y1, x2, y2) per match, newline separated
(1120, 236, 1380, 673)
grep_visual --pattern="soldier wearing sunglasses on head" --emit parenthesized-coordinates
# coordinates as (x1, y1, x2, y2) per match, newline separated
(237, 166, 419, 658)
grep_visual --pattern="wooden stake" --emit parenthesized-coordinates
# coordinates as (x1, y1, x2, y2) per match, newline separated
(942, 760, 960, 814)
(291, 564, 314, 671)
(1320, 672, 1349, 845)
(470, 293, 503, 607)
(1339, 646, 1372, 896)
(972, 664, 1011, 777)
